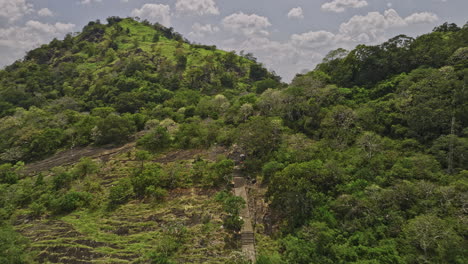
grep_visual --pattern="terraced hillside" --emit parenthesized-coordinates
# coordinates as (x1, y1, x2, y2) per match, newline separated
(1, 17, 467, 264)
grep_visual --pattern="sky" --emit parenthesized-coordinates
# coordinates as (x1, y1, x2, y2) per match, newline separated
(0, 0, 466, 82)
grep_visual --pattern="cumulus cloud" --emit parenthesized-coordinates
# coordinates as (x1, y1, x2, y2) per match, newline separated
(175, 0, 219, 16)
(287, 7, 304, 19)
(321, 0, 368, 13)
(131, 4, 171, 27)
(0, 20, 75, 66)
(37, 8, 53, 17)
(222, 12, 271, 37)
(79, 0, 102, 5)
(291, 31, 336, 49)
(0, 0, 34, 23)
(188, 23, 219, 38)
(404, 12, 439, 24)
(220, 8, 440, 82)
(339, 9, 438, 42)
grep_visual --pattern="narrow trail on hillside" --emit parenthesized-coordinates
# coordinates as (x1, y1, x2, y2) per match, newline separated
(233, 169, 256, 263)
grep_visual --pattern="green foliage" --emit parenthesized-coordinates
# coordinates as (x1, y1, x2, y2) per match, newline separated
(51, 168, 75, 190)
(94, 113, 136, 145)
(73, 157, 99, 178)
(0, 224, 33, 264)
(403, 214, 464, 263)
(137, 126, 171, 152)
(28, 128, 65, 160)
(0, 18, 467, 262)
(255, 78, 280, 94)
(108, 178, 133, 209)
(235, 117, 282, 169)
(262, 161, 285, 183)
(130, 163, 174, 199)
(0, 163, 18, 185)
(256, 255, 284, 264)
(215, 191, 245, 231)
(51, 191, 92, 214)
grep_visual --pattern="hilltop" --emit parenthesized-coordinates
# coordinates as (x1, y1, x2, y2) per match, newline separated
(0, 19, 467, 264)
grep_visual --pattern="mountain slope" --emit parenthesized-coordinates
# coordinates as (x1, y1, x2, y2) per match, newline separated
(0, 19, 467, 264)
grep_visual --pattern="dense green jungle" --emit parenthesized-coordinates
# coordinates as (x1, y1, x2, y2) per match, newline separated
(0, 17, 467, 263)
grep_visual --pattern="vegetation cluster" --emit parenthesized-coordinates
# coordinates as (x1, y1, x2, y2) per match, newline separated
(0, 18, 467, 263)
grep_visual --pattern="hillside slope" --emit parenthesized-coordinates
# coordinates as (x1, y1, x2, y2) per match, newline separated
(0, 19, 467, 264)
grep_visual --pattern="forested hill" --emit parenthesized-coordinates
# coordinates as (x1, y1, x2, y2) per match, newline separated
(0, 17, 281, 162)
(0, 18, 467, 264)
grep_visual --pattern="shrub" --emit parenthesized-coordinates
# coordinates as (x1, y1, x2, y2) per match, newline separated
(0, 163, 18, 184)
(29, 201, 46, 218)
(131, 163, 163, 197)
(51, 191, 92, 214)
(52, 169, 74, 190)
(262, 161, 285, 183)
(108, 179, 133, 209)
(145, 186, 168, 201)
(215, 191, 245, 231)
(0, 224, 33, 264)
(93, 113, 136, 145)
(203, 159, 234, 187)
(74, 157, 99, 178)
(137, 126, 171, 153)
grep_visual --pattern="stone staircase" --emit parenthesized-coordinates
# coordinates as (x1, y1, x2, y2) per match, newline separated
(241, 231, 255, 245)
(233, 174, 256, 263)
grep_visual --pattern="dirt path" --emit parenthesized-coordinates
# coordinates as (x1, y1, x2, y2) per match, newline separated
(233, 176, 256, 263)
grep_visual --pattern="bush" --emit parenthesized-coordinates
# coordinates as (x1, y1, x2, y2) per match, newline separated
(52, 169, 74, 190)
(28, 128, 65, 160)
(108, 179, 133, 209)
(137, 126, 171, 153)
(145, 186, 168, 201)
(256, 255, 284, 264)
(206, 159, 234, 187)
(0, 224, 33, 264)
(0, 163, 18, 185)
(174, 120, 209, 149)
(131, 163, 163, 197)
(262, 161, 284, 183)
(74, 157, 99, 178)
(215, 191, 245, 231)
(29, 201, 46, 218)
(147, 236, 179, 264)
(51, 191, 92, 214)
(93, 113, 136, 145)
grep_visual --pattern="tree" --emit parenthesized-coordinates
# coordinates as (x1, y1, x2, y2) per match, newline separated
(74, 157, 99, 178)
(137, 126, 171, 153)
(93, 114, 136, 145)
(403, 214, 463, 263)
(28, 128, 65, 160)
(0, 163, 18, 184)
(235, 117, 282, 166)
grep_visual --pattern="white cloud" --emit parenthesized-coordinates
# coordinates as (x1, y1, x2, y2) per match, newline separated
(321, 0, 368, 13)
(222, 12, 271, 37)
(188, 23, 219, 38)
(220, 8, 440, 82)
(37, 8, 53, 17)
(291, 30, 336, 49)
(287, 7, 304, 19)
(131, 4, 171, 27)
(338, 9, 438, 42)
(404, 12, 439, 24)
(79, 0, 102, 5)
(175, 0, 219, 16)
(0, 0, 34, 23)
(0, 20, 75, 66)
